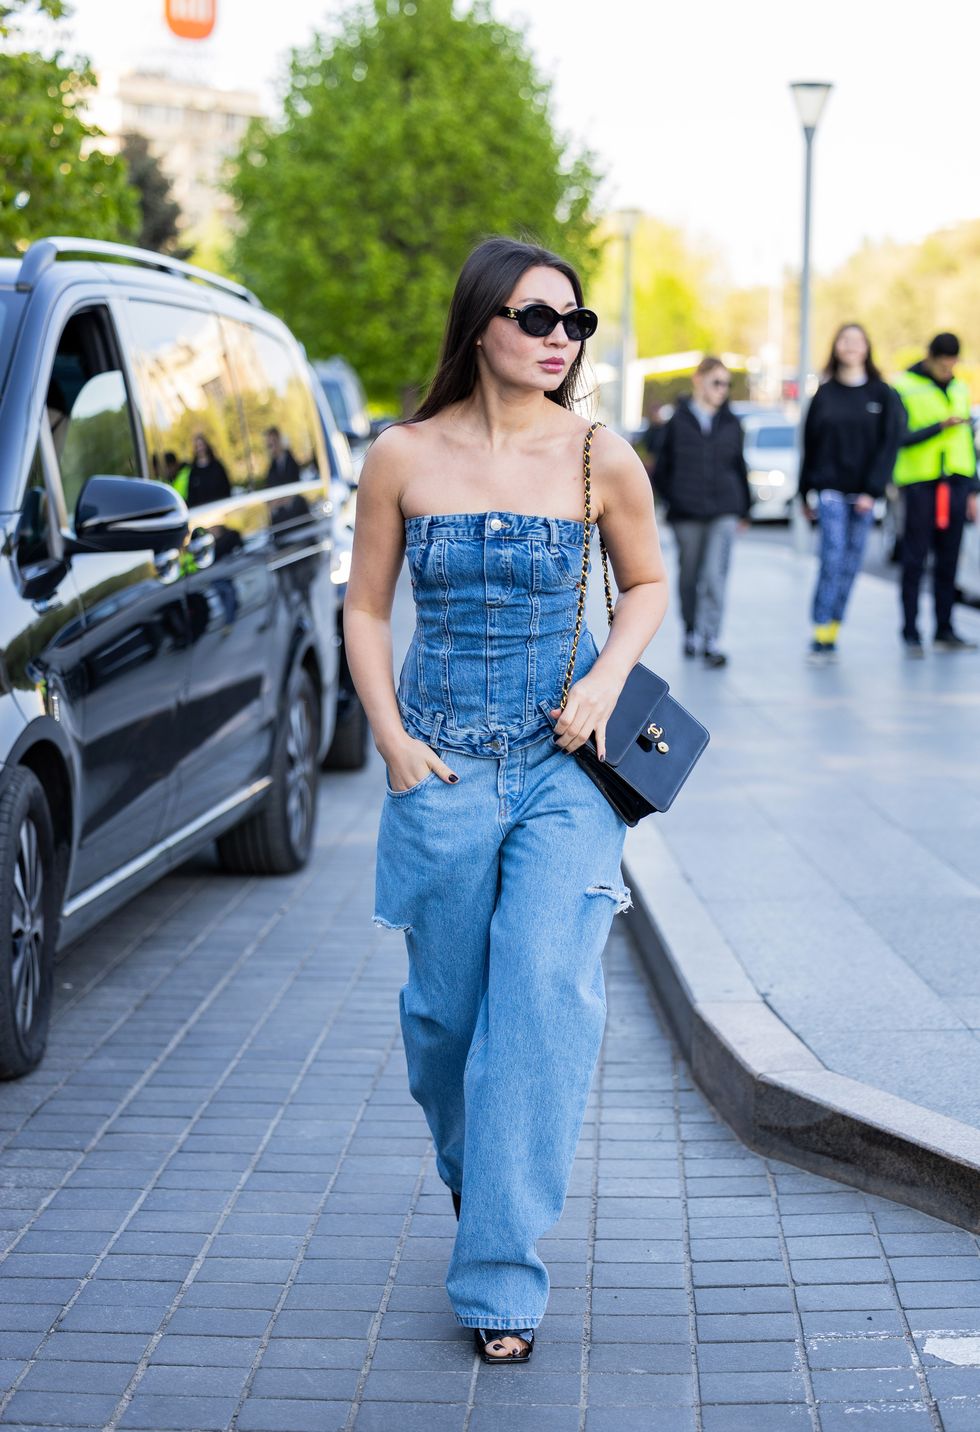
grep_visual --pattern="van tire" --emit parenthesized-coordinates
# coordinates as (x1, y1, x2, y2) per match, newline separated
(0, 769, 58, 1079)
(217, 666, 319, 875)
(323, 693, 369, 771)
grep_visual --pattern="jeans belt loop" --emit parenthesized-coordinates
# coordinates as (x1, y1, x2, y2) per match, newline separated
(418, 515, 431, 542)
(547, 518, 559, 547)
(429, 712, 444, 746)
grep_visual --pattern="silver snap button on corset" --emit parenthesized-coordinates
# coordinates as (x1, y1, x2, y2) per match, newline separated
(489, 518, 504, 531)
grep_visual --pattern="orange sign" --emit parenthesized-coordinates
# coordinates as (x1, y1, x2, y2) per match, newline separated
(165, 0, 216, 40)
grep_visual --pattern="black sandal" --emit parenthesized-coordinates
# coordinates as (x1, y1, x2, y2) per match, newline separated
(451, 1190, 461, 1220)
(474, 1328, 534, 1364)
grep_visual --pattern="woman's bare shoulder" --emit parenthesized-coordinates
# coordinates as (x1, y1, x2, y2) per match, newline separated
(358, 421, 439, 492)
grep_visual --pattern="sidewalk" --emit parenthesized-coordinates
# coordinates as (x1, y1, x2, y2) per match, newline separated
(622, 530, 980, 1229)
(2, 748, 980, 1430)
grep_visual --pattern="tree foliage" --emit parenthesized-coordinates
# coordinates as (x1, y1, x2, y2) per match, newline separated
(120, 133, 184, 255)
(229, 0, 601, 406)
(0, 1, 138, 251)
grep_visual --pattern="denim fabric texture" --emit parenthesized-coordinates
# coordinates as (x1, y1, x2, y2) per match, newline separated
(398, 512, 600, 755)
(375, 511, 630, 1331)
(811, 489, 875, 626)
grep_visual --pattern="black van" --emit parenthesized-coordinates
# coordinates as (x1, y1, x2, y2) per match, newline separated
(0, 237, 363, 1078)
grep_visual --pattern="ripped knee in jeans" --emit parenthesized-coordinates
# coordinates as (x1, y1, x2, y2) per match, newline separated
(586, 883, 633, 915)
(373, 914, 412, 933)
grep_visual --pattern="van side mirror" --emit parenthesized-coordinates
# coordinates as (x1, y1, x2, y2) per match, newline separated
(68, 476, 189, 555)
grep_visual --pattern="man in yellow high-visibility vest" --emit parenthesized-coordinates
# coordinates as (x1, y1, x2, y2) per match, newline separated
(892, 333, 979, 656)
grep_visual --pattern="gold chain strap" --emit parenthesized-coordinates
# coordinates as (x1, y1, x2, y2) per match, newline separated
(560, 421, 614, 710)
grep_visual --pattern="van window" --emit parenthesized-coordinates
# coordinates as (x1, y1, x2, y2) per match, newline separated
(48, 309, 139, 517)
(126, 300, 247, 493)
(221, 320, 321, 489)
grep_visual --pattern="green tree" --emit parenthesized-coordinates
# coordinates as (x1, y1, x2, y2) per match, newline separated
(229, 0, 600, 407)
(120, 132, 184, 255)
(0, 0, 138, 251)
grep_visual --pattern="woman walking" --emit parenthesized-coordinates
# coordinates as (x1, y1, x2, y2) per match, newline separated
(653, 357, 749, 668)
(344, 237, 667, 1360)
(800, 323, 900, 663)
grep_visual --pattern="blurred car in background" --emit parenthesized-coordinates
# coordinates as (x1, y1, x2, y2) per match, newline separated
(312, 357, 373, 472)
(742, 414, 799, 521)
(308, 367, 369, 772)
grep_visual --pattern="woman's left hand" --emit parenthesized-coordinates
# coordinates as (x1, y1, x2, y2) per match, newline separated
(550, 668, 625, 760)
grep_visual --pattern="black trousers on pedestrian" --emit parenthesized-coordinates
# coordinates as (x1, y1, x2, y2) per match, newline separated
(900, 479, 969, 638)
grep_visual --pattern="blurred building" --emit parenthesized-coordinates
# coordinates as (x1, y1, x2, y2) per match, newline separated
(94, 70, 265, 238)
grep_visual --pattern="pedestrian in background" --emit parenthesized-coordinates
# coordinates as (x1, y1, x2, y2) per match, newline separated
(799, 323, 900, 664)
(892, 333, 979, 656)
(654, 356, 749, 668)
(344, 237, 666, 1362)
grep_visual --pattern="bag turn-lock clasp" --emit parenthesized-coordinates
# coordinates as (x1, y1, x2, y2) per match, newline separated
(647, 722, 670, 754)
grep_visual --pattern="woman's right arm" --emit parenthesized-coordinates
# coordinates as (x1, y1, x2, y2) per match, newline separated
(342, 432, 458, 790)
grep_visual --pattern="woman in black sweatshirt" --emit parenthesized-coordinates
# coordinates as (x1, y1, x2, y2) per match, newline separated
(799, 324, 901, 663)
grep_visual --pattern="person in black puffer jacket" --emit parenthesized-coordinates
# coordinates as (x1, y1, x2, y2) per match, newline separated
(653, 357, 749, 667)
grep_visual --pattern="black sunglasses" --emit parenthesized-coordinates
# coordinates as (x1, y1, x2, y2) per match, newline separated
(497, 304, 598, 342)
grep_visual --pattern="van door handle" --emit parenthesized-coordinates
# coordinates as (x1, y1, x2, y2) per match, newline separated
(188, 531, 216, 569)
(154, 549, 181, 585)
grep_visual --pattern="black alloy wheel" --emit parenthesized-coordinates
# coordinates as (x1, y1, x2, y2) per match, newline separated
(0, 769, 58, 1078)
(217, 665, 320, 875)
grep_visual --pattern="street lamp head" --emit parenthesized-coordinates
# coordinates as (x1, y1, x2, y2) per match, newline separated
(790, 81, 832, 132)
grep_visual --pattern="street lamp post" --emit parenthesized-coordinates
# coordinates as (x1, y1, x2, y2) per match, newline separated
(617, 208, 642, 432)
(789, 82, 832, 412)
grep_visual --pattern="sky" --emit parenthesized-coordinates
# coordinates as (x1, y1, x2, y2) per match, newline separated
(49, 0, 980, 288)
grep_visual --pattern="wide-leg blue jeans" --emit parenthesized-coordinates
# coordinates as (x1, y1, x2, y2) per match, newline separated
(374, 735, 628, 1331)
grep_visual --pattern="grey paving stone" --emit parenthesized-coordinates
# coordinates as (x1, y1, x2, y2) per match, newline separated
(116, 1393, 241, 1429)
(701, 1406, 810, 1430)
(810, 1367, 924, 1401)
(18, 1359, 135, 1395)
(806, 1336, 915, 1368)
(585, 1372, 693, 1406)
(469, 1409, 579, 1432)
(817, 1409, 933, 1432)
(0, 1390, 120, 1425)
(936, 1401, 980, 1432)
(696, 1341, 798, 1372)
(352, 1406, 466, 1432)
(698, 1369, 806, 1402)
(359, 1369, 475, 1402)
(236, 1400, 351, 1432)
(585, 1411, 696, 1432)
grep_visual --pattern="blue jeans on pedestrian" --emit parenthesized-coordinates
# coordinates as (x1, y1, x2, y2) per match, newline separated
(374, 510, 631, 1332)
(811, 490, 875, 627)
(375, 736, 628, 1331)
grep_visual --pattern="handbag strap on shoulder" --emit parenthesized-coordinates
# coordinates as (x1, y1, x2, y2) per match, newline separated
(559, 421, 616, 710)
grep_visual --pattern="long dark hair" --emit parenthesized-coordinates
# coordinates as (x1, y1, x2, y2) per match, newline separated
(823, 323, 882, 383)
(412, 236, 589, 421)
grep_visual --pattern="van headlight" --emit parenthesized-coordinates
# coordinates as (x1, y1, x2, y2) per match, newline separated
(748, 469, 787, 488)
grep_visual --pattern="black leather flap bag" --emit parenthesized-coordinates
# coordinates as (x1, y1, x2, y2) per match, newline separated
(560, 423, 710, 827)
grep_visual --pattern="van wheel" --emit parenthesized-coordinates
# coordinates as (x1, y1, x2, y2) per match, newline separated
(217, 667, 319, 875)
(0, 769, 57, 1079)
(323, 693, 369, 771)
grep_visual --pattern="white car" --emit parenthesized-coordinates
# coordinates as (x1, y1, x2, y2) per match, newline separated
(741, 415, 799, 521)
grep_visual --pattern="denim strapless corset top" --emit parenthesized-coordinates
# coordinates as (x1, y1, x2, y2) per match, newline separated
(398, 511, 600, 757)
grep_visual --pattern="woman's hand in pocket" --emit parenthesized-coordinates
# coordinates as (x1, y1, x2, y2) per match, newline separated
(381, 735, 459, 792)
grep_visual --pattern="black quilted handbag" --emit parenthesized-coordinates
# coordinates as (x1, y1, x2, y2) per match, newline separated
(559, 423, 710, 826)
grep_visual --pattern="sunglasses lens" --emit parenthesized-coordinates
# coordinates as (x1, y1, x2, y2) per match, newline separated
(565, 309, 598, 341)
(519, 304, 558, 337)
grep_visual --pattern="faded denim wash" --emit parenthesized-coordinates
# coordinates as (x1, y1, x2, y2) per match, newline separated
(374, 512, 630, 1331)
(812, 489, 875, 626)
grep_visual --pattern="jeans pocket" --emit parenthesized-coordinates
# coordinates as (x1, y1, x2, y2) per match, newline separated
(385, 768, 439, 798)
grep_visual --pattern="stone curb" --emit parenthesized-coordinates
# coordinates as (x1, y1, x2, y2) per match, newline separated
(623, 820, 980, 1233)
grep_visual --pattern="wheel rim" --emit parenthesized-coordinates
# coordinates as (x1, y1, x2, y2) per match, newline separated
(11, 817, 44, 1043)
(285, 692, 316, 853)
